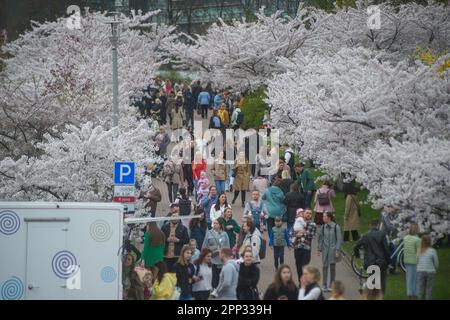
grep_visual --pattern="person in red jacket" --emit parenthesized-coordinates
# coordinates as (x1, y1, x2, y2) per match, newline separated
(192, 152, 207, 201)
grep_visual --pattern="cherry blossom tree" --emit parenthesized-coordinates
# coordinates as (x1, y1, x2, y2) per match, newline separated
(317, 0, 450, 62)
(0, 120, 158, 201)
(166, 7, 330, 90)
(0, 10, 176, 159)
(267, 46, 450, 236)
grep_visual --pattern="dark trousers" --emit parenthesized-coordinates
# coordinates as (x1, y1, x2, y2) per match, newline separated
(212, 264, 221, 289)
(232, 190, 246, 206)
(186, 110, 194, 127)
(343, 230, 359, 241)
(166, 182, 179, 204)
(273, 246, 285, 269)
(193, 290, 210, 300)
(164, 257, 178, 273)
(267, 218, 275, 236)
(183, 164, 194, 195)
(381, 268, 387, 294)
(160, 107, 167, 124)
(201, 104, 208, 119)
(294, 248, 311, 282)
(304, 191, 313, 208)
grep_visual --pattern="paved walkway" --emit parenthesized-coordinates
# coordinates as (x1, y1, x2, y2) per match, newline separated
(150, 112, 361, 300)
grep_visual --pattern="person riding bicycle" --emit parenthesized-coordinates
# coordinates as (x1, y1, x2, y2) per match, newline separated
(353, 219, 390, 294)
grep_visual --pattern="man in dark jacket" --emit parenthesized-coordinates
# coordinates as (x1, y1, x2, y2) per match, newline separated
(354, 219, 390, 293)
(293, 162, 315, 208)
(184, 89, 196, 127)
(161, 206, 190, 272)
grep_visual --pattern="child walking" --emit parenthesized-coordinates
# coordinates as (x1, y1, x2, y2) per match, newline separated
(269, 217, 291, 270)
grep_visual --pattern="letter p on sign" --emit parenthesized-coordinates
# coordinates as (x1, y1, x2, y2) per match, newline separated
(114, 162, 135, 185)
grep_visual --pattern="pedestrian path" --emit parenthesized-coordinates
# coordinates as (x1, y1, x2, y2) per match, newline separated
(152, 111, 361, 300)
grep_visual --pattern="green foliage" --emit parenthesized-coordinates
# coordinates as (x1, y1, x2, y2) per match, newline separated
(335, 0, 356, 9)
(241, 87, 267, 130)
(303, 0, 336, 12)
(157, 65, 192, 84)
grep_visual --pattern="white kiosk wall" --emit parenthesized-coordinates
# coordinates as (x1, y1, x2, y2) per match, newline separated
(0, 202, 123, 300)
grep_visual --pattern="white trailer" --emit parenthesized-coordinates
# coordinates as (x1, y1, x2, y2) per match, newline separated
(0, 202, 124, 300)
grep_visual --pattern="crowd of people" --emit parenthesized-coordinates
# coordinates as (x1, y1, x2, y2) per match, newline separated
(123, 77, 440, 301)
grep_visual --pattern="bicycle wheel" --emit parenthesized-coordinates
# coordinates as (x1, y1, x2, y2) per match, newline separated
(351, 251, 369, 279)
(398, 248, 406, 273)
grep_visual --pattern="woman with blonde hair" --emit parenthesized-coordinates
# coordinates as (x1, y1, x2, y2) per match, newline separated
(173, 245, 196, 300)
(416, 234, 439, 300)
(403, 223, 421, 299)
(298, 265, 324, 300)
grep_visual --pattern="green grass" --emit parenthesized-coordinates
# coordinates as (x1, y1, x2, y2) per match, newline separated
(241, 87, 267, 130)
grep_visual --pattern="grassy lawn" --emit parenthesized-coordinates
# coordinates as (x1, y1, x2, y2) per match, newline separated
(309, 167, 450, 300)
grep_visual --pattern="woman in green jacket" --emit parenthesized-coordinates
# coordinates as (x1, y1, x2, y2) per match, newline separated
(403, 223, 421, 299)
(220, 208, 241, 249)
(140, 222, 166, 269)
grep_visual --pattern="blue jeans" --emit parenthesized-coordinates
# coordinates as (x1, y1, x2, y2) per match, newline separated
(180, 293, 192, 300)
(273, 246, 285, 269)
(193, 179, 198, 201)
(215, 180, 225, 195)
(405, 264, 418, 296)
(225, 164, 234, 191)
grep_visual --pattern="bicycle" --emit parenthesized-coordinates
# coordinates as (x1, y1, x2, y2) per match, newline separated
(351, 238, 406, 279)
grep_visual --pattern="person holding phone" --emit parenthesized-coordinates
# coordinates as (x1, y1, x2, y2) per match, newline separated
(192, 248, 213, 300)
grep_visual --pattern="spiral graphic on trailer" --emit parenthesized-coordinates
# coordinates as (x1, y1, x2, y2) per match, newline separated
(90, 220, 112, 242)
(100, 266, 117, 283)
(0, 210, 20, 236)
(1, 276, 24, 300)
(52, 250, 77, 279)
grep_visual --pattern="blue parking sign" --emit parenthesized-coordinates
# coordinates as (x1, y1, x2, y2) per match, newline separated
(114, 162, 135, 185)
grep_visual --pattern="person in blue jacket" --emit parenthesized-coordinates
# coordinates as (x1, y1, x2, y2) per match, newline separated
(214, 92, 223, 109)
(198, 89, 211, 119)
(262, 178, 286, 234)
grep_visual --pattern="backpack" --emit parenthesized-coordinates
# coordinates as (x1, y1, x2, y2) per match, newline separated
(236, 111, 244, 126)
(317, 189, 331, 206)
(178, 197, 191, 216)
(248, 202, 263, 225)
(209, 116, 221, 129)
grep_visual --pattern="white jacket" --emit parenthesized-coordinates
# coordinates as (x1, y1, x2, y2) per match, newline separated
(210, 204, 231, 223)
(242, 230, 261, 264)
(192, 263, 213, 292)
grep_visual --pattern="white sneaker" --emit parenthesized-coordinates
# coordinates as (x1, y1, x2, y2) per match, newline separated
(210, 289, 218, 298)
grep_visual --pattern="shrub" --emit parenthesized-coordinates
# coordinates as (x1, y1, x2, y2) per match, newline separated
(241, 87, 267, 130)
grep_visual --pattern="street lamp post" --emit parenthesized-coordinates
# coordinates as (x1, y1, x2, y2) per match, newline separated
(107, 13, 121, 127)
